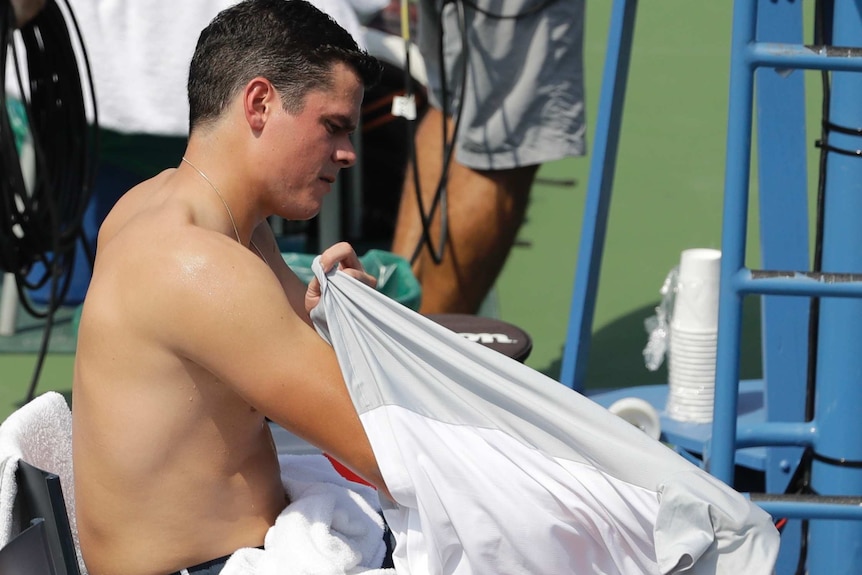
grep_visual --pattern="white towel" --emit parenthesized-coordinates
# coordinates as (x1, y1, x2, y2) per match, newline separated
(223, 454, 395, 575)
(0, 391, 85, 574)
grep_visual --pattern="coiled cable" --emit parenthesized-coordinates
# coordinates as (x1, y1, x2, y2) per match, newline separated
(1, 0, 98, 401)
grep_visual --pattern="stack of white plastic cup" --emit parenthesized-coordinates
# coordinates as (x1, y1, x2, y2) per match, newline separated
(666, 248, 721, 423)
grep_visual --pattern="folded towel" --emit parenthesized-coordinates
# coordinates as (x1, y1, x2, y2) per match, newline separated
(223, 454, 395, 575)
(0, 391, 84, 573)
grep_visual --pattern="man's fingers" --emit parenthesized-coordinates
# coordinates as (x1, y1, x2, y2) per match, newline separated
(307, 277, 321, 299)
(320, 242, 363, 273)
(341, 268, 377, 289)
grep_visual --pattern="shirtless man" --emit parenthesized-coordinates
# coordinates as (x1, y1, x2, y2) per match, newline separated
(71, 2, 386, 574)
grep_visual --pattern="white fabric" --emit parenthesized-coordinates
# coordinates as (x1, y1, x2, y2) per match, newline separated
(309, 259, 781, 575)
(223, 454, 394, 575)
(0, 391, 86, 574)
(5, 0, 368, 136)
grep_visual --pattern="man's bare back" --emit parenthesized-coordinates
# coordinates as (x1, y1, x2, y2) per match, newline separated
(73, 172, 289, 575)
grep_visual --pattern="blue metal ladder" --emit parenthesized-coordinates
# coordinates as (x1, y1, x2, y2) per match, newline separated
(561, 0, 862, 572)
(712, 1, 862, 572)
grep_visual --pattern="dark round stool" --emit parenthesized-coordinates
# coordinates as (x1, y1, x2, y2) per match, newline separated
(427, 313, 533, 363)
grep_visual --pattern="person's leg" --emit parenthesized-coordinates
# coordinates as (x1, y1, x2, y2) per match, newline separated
(391, 107, 538, 314)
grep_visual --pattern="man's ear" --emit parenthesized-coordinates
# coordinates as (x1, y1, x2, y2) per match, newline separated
(243, 77, 276, 131)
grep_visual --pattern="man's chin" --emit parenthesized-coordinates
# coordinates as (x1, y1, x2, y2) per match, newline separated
(277, 205, 322, 222)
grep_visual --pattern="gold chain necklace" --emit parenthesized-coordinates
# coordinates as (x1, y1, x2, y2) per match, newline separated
(181, 157, 269, 266)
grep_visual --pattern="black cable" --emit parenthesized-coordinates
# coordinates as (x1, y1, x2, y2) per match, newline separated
(816, 120, 862, 157)
(407, 0, 466, 265)
(1, 0, 98, 401)
(808, 0, 830, 434)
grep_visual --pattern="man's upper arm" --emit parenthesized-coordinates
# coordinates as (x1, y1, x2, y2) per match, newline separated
(158, 243, 384, 488)
(251, 221, 309, 320)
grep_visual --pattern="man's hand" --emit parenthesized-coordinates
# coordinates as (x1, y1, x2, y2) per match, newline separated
(9, 0, 45, 27)
(305, 242, 377, 313)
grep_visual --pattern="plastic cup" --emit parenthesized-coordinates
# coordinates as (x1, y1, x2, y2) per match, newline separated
(668, 397, 715, 410)
(670, 360, 717, 373)
(668, 385, 715, 397)
(667, 382, 715, 397)
(669, 379, 716, 393)
(666, 405, 713, 423)
(671, 325, 719, 340)
(679, 248, 722, 282)
(669, 340, 717, 356)
(668, 398, 715, 410)
(669, 349, 716, 363)
(667, 372, 716, 424)
(670, 322, 719, 336)
(668, 397, 714, 412)
(667, 394, 714, 406)
(665, 249, 721, 424)
(669, 331, 718, 357)
(672, 248, 721, 332)
(669, 372, 716, 384)
(668, 353, 716, 369)
(671, 337, 718, 348)
(666, 388, 714, 420)
(669, 379, 715, 393)
(668, 383, 714, 397)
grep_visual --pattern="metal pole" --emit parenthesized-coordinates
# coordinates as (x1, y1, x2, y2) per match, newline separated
(709, 0, 756, 485)
(807, 0, 862, 570)
(560, 0, 638, 391)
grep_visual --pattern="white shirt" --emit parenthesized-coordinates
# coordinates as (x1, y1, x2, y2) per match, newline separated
(6, 0, 370, 136)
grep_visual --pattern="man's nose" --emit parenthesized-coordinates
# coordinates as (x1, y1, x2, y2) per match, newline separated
(334, 139, 356, 167)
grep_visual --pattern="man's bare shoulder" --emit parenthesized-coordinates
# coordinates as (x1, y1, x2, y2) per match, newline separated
(98, 169, 176, 247)
(88, 182, 290, 350)
(96, 170, 261, 289)
(101, 220, 276, 315)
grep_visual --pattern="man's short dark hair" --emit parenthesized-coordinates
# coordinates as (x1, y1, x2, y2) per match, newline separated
(188, 0, 382, 130)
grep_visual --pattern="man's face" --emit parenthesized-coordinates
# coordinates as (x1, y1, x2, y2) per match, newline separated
(267, 62, 364, 221)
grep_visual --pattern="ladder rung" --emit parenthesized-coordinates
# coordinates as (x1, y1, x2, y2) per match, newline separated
(733, 269, 862, 298)
(735, 421, 817, 449)
(748, 43, 862, 72)
(750, 494, 862, 520)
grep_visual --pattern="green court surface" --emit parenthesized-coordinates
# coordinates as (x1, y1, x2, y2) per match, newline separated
(494, 1, 774, 389)
(0, 1, 816, 420)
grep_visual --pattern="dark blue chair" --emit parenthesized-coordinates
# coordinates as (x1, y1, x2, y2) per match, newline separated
(0, 518, 56, 575)
(9, 460, 80, 575)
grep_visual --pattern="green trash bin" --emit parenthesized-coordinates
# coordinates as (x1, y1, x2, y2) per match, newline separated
(282, 249, 421, 311)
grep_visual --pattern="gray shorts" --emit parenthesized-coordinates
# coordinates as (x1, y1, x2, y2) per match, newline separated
(418, 0, 586, 170)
